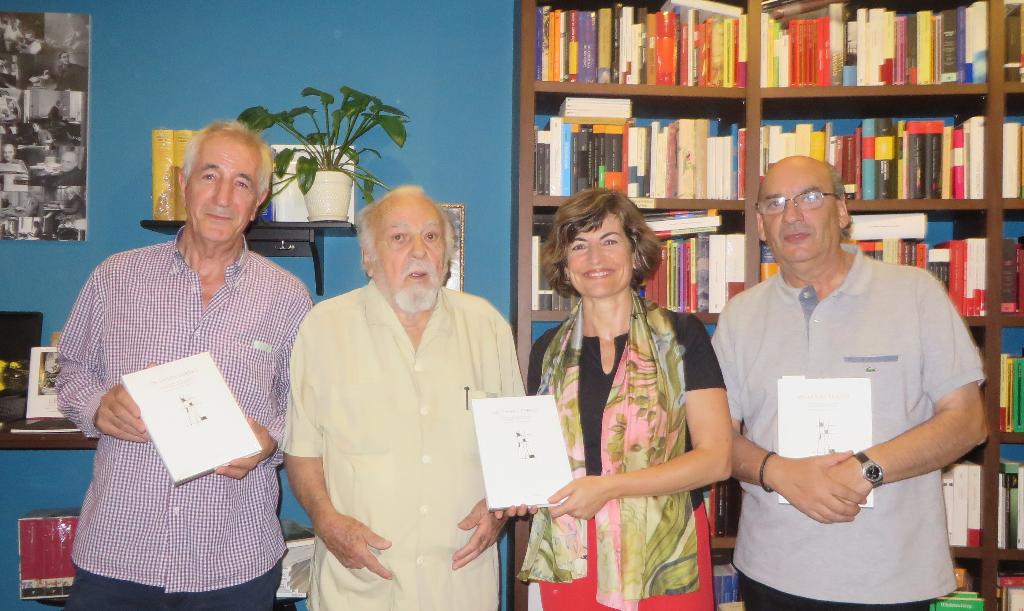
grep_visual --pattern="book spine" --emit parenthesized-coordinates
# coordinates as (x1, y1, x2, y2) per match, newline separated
(151, 129, 175, 221)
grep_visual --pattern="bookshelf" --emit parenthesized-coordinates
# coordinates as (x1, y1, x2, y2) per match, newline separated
(513, 0, 1013, 608)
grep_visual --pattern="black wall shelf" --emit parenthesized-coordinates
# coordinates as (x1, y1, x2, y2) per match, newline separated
(139, 220, 357, 295)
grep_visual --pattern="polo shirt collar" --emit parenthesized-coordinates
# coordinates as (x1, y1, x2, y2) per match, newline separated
(772, 243, 871, 302)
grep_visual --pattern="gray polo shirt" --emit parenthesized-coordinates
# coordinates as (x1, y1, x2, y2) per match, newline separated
(712, 246, 983, 604)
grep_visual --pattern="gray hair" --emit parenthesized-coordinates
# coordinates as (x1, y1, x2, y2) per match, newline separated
(181, 120, 273, 193)
(357, 185, 455, 274)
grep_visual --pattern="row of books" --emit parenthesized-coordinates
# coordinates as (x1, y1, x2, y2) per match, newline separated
(151, 129, 195, 221)
(533, 117, 745, 200)
(999, 356, 1024, 434)
(758, 116, 986, 201)
(759, 2, 988, 88)
(930, 592, 984, 610)
(944, 462, 982, 548)
(534, 2, 746, 87)
(641, 233, 745, 314)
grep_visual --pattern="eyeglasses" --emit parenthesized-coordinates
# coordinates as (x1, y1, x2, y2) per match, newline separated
(755, 189, 842, 215)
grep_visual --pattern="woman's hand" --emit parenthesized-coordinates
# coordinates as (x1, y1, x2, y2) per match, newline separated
(548, 476, 617, 520)
(492, 504, 538, 520)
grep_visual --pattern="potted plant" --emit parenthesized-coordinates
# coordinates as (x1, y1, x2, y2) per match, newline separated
(238, 85, 408, 221)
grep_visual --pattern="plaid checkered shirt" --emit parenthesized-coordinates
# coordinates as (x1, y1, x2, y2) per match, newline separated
(57, 237, 311, 592)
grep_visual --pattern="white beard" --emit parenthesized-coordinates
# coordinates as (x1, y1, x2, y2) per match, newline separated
(392, 259, 441, 314)
(394, 283, 439, 314)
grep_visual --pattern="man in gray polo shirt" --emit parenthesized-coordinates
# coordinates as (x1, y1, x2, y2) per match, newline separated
(712, 155, 987, 610)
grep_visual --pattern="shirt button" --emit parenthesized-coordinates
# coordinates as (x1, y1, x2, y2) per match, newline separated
(813, 319, 820, 323)
(416, 556, 424, 565)
(420, 405, 429, 416)
(422, 454, 431, 464)
(172, 507, 180, 516)
(414, 363, 424, 372)
(420, 504, 429, 515)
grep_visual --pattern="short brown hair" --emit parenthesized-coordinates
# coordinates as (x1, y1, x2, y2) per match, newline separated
(541, 189, 661, 297)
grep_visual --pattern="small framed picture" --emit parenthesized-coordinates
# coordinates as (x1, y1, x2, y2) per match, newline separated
(27, 346, 60, 418)
(441, 203, 465, 292)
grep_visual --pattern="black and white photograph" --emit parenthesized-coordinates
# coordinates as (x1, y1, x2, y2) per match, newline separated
(26, 346, 60, 419)
(441, 203, 464, 291)
(0, 11, 88, 241)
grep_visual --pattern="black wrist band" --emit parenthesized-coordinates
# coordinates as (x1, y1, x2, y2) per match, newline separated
(759, 451, 776, 493)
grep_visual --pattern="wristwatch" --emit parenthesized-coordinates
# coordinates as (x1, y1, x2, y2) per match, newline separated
(854, 451, 884, 488)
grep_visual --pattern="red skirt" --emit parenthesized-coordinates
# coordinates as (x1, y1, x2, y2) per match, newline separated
(539, 502, 715, 610)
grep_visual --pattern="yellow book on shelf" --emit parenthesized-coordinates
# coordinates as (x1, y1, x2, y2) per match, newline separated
(810, 130, 826, 162)
(172, 130, 194, 221)
(151, 129, 174, 221)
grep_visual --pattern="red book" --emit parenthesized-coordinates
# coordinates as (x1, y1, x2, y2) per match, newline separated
(816, 17, 830, 86)
(789, 21, 799, 85)
(854, 127, 863, 199)
(656, 11, 678, 85)
(952, 127, 965, 199)
(19, 511, 78, 599)
(947, 239, 966, 315)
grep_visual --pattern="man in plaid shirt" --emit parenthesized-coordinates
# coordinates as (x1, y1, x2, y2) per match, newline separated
(57, 121, 311, 610)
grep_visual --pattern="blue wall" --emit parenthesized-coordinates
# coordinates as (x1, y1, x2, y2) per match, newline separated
(0, 1, 516, 608)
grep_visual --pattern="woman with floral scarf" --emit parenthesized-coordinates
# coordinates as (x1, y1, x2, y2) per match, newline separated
(511, 189, 732, 611)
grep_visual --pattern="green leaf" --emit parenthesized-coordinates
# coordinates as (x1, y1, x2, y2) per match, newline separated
(377, 104, 408, 118)
(273, 148, 296, 177)
(237, 106, 275, 131)
(301, 87, 334, 106)
(295, 156, 319, 194)
(378, 115, 407, 147)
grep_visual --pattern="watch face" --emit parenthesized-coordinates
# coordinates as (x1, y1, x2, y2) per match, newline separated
(865, 464, 883, 483)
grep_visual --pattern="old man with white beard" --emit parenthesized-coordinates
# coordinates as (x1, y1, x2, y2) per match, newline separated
(284, 186, 524, 611)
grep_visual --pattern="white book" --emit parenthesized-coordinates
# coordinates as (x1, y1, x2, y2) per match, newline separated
(949, 463, 970, 546)
(967, 115, 985, 199)
(1005, 123, 1021, 198)
(708, 234, 728, 313)
(942, 470, 955, 543)
(471, 395, 573, 510)
(647, 215, 722, 232)
(966, 461, 981, 545)
(661, 0, 742, 19)
(531, 235, 541, 310)
(794, 123, 812, 158)
(777, 376, 873, 506)
(27, 347, 60, 419)
(856, 8, 868, 85)
(760, 13, 770, 87)
(121, 352, 261, 485)
(999, 472, 1007, 549)
(725, 234, 745, 301)
(779, 31, 790, 87)
(849, 213, 927, 240)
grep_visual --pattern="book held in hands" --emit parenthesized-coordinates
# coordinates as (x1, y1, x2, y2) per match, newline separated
(120, 352, 261, 485)
(470, 395, 573, 510)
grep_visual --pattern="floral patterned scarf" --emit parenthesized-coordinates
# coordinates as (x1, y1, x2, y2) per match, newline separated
(518, 292, 699, 611)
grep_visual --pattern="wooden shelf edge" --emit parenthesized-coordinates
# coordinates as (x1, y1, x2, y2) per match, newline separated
(710, 535, 736, 549)
(532, 195, 745, 211)
(0, 430, 96, 450)
(534, 81, 745, 99)
(762, 84, 987, 99)
(951, 545, 984, 559)
(845, 200, 987, 212)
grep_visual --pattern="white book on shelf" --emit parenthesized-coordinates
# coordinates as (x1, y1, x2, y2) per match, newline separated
(794, 123, 812, 158)
(949, 463, 970, 546)
(121, 352, 261, 485)
(856, 8, 868, 86)
(760, 12, 770, 87)
(942, 470, 955, 544)
(471, 395, 573, 510)
(708, 234, 728, 314)
(661, 0, 742, 19)
(966, 116, 984, 199)
(1005, 122, 1021, 198)
(531, 236, 540, 311)
(849, 213, 926, 240)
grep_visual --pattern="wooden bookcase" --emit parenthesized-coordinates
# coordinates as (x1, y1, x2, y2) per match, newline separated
(512, 0, 1015, 608)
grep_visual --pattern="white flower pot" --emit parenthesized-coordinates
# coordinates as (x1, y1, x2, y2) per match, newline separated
(304, 171, 354, 222)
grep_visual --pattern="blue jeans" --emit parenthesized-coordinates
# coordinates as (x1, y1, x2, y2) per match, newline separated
(64, 560, 282, 611)
(738, 571, 931, 611)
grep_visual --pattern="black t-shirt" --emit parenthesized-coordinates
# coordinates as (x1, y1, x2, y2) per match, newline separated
(527, 312, 725, 476)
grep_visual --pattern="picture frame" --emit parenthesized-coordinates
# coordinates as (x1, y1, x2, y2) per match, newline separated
(26, 346, 60, 418)
(441, 203, 464, 291)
